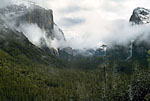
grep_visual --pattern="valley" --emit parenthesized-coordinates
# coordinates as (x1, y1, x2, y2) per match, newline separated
(0, 1, 150, 101)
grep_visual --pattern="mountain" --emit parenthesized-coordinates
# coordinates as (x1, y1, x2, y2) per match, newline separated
(130, 7, 150, 24)
(0, 4, 65, 67)
(0, 4, 66, 55)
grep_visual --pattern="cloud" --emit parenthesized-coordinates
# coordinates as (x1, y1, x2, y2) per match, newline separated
(18, 23, 43, 46)
(60, 6, 83, 13)
(17, 23, 64, 49)
(102, 20, 150, 46)
(59, 17, 85, 27)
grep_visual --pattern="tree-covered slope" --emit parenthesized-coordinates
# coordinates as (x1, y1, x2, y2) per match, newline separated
(0, 48, 150, 100)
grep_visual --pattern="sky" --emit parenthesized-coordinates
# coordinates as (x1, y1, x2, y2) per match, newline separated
(1, 0, 150, 49)
(38, 0, 150, 49)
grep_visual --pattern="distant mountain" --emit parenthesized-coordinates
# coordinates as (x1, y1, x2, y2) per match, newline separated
(130, 7, 150, 24)
(58, 47, 102, 69)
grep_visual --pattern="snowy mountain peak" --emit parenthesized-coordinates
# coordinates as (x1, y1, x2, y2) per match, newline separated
(130, 7, 150, 24)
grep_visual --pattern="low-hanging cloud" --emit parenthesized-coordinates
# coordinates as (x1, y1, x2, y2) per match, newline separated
(102, 20, 150, 47)
(57, 20, 150, 49)
(18, 23, 43, 46)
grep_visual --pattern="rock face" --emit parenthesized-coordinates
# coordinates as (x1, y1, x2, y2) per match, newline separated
(0, 4, 66, 55)
(17, 5, 54, 39)
(0, 16, 64, 67)
(14, 5, 64, 42)
(130, 7, 150, 24)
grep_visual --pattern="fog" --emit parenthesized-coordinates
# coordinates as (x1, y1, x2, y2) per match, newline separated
(102, 20, 150, 47)
(17, 23, 63, 49)
(18, 23, 43, 46)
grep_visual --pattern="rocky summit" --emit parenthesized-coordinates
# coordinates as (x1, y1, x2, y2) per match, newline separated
(130, 7, 150, 24)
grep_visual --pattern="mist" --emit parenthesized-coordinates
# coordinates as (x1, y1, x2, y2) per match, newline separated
(102, 20, 150, 47)
(17, 23, 63, 49)
(57, 20, 150, 49)
(18, 24, 43, 46)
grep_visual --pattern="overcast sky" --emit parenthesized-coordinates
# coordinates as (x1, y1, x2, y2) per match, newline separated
(43, 0, 150, 33)
(44, 0, 150, 48)
(1, 0, 150, 49)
